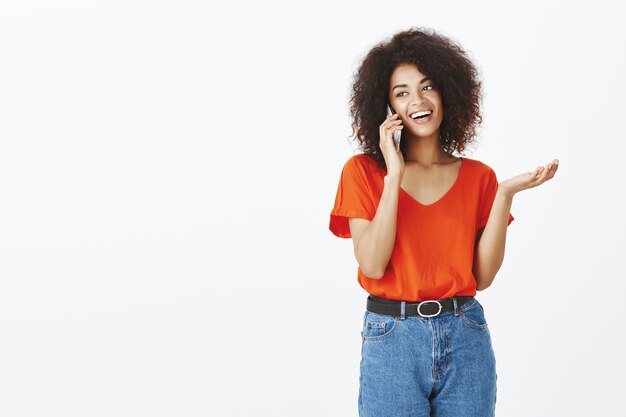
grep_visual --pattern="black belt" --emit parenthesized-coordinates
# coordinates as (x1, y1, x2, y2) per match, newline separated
(367, 294, 474, 318)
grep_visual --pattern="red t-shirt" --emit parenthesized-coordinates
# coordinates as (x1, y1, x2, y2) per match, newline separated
(329, 153, 514, 302)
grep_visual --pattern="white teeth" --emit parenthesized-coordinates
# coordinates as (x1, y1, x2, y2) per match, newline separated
(410, 110, 432, 119)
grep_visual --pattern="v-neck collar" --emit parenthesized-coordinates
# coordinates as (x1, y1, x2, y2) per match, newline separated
(399, 157, 465, 207)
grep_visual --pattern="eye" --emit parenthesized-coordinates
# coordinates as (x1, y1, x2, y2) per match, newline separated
(396, 85, 435, 97)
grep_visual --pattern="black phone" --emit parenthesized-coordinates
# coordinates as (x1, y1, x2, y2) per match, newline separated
(386, 104, 401, 150)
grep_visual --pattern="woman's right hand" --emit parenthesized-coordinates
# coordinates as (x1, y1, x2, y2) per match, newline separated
(379, 113, 405, 178)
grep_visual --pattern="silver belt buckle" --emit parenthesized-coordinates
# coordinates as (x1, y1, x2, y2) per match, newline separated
(417, 300, 443, 317)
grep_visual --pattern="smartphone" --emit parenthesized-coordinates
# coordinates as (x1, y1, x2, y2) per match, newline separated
(386, 104, 401, 151)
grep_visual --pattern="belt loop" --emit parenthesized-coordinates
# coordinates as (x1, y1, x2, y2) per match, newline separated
(452, 297, 459, 316)
(400, 301, 406, 320)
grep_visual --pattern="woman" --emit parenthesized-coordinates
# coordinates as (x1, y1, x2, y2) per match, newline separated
(329, 27, 558, 417)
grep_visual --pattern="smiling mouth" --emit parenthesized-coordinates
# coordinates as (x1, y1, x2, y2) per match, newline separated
(410, 112, 433, 124)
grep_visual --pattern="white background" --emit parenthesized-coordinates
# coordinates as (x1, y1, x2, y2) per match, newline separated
(1, 1, 625, 416)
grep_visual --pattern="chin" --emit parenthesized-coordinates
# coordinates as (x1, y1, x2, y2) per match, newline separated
(409, 127, 439, 137)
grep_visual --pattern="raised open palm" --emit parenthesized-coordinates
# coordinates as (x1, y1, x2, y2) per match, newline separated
(499, 159, 559, 197)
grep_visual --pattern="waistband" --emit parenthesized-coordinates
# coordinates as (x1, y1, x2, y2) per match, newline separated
(367, 294, 474, 318)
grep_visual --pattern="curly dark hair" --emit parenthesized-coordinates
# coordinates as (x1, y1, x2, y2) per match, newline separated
(348, 27, 484, 171)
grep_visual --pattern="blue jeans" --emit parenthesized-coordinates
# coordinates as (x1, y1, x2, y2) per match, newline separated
(358, 296, 497, 417)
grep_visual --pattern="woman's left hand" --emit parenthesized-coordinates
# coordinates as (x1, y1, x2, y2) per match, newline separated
(499, 159, 559, 198)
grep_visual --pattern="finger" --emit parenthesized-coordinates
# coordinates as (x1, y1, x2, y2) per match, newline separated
(530, 170, 544, 183)
(536, 164, 557, 183)
(527, 167, 545, 184)
(546, 165, 559, 180)
(544, 159, 559, 172)
(384, 119, 403, 127)
(545, 162, 558, 176)
(381, 126, 402, 147)
(391, 126, 403, 135)
(529, 166, 543, 178)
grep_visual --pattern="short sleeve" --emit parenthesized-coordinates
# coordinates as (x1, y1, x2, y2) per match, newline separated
(477, 167, 514, 230)
(329, 156, 377, 238)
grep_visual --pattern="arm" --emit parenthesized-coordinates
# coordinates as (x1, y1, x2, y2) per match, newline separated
(473, 158, 560, 290)
(472, 189, 513, 290)
(348, 174, 401, 279)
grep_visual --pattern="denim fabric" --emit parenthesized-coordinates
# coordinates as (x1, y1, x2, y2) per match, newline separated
(358, 297, 497, 417)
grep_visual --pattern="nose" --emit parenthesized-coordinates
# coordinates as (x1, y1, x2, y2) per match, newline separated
(409, 92, 427, 106)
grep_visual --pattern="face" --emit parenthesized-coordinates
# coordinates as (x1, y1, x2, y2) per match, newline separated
(388, 64, 443, 138)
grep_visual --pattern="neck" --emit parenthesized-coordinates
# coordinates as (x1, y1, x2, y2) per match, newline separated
(403, 135, 455, 167)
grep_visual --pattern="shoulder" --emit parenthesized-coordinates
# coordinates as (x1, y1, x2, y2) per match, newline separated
(350, 153, 378, 166)
(462, 156, 492, 172)
(338, 154, 386, 190)
(343, 153, 380, 173)
(461, 156, 496, 179)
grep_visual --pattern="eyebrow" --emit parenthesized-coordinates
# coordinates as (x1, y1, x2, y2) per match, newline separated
(392, 77, 432, 91)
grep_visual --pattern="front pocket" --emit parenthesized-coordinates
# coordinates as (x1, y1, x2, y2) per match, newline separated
(362, 311, 398, 341)
(460, 299, 489, 330)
